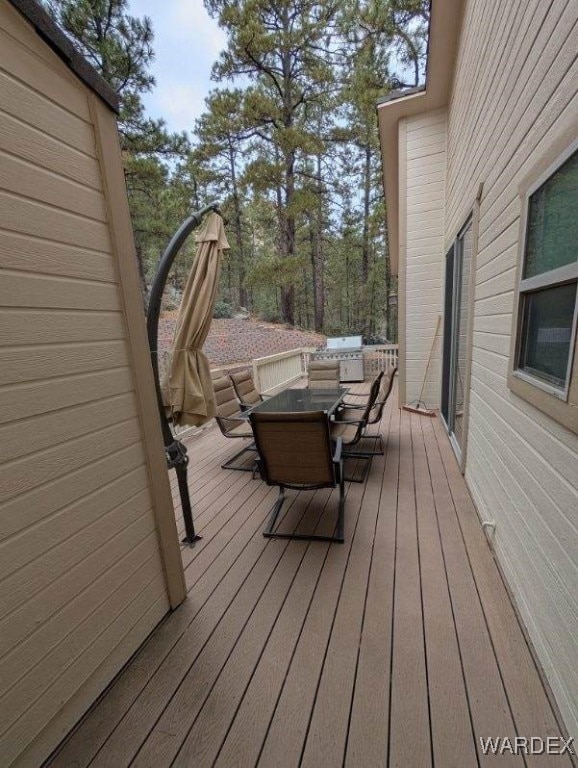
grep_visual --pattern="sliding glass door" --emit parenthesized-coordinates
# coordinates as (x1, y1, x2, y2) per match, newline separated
(441, 219, 473, 460)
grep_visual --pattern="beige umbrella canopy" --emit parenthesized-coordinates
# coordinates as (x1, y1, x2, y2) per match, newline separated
(161, 212, 229, 427)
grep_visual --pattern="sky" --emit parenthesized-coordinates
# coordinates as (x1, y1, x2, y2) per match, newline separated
(129, 0, 227, 136)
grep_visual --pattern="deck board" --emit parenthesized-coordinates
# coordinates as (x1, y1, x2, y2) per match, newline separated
(48, 380, 571, 768)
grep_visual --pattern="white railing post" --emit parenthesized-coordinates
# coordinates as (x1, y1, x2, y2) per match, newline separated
(252, 358, 261, 393)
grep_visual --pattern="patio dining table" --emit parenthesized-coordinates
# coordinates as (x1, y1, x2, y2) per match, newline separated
(244, 387, 349, 418)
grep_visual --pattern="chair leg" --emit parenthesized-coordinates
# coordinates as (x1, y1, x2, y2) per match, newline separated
(221, 441, 257, 472)
(263, 484, 345, 543)
(263, 486, 287, 538)
(344, 433, 384, 457)
(335, 464, 345, 542)
(343, 454, 372, 483)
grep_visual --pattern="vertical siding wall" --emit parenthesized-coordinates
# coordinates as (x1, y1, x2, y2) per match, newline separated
(401, 110, 446, 407)
(0, 4, 172, 765)
(446, 0, 578, 738)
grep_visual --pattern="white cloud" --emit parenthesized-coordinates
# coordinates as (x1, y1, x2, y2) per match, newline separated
(152, 82, 208, 133)
(129, 0, 227, 133)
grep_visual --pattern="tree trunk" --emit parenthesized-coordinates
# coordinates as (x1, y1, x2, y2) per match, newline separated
(281, 147, 296, 325)
(361, 143, 371, 284)
(229, 142, 247, 308)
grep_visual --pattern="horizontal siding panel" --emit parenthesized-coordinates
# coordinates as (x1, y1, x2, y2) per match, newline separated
(0, 390, 137, 463)
(466, 417, 578, 639)
(0, 520, 158, 670)
(405, 181, 446, 202)
(0, 69, 96, 156)
(474, 291, 515, 317)
(0, 464, 150, 584)
(0, 416, 141, 504)
(0, 229, 117, 282)
(474, 266, 516, 300)
(0, 444, 146, 553)
(404, 226, 445, 244)
(0, 150, 106, 222)
(471, 355, 578, 453)
(17, 592, 167, 768)
(0, 28, 91, 121)
(465, 424, 578, 661)
(0, 109, 101, 189)
(0, 488, 152, 619)
(447, 0, 532, 186)
(447, 7, 577, 234)
(0, 339, 130, 387)
(406, 210, 443, 226)
(407, 112, 447, 133)
(472, 330, 511, 357)
(447, 0, 535, 170)
(406, 146, 446, 164)
(0, 366, 133, 425)
(0, 191, 112, 252)
(404, 111, 445, 406)
(1, 566, 167, 764)
(469, 388, 578, 527)
(473, 314, 512, 335)
(407, 159, 447, 183)
(0, 270, 121, 311)
(0, 308, 125, 346)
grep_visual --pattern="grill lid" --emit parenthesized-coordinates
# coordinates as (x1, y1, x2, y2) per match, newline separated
(325, 335, 362, 350)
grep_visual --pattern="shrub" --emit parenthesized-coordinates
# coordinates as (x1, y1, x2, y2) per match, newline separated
(213, 300, 234, 319)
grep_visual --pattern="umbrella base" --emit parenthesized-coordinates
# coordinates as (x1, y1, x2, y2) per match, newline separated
(182, 533, 203, 546)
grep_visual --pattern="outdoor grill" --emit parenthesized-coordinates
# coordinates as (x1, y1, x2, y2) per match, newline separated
(312, 335, 365, 382)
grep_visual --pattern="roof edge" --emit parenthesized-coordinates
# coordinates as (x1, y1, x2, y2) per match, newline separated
(376, 85, 426, 107)
(8, 0, 120, 113)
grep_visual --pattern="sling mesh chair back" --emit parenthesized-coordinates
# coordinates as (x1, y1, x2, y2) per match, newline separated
(212, 373, 256, 471)
(308, 358, 340, 389)
(229, 369, 262, 410)
(250, 410, 345, 542)
(336, 365, 397, 457)
(330, 374, 382, 482)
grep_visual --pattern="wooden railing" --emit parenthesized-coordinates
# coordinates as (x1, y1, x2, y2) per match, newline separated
(252, 348, 306, 394)
(363, 344, 399, 376)
(173, 343, 398, 437)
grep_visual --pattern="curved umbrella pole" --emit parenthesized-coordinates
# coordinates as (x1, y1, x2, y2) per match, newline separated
(146, 202, 222, 545)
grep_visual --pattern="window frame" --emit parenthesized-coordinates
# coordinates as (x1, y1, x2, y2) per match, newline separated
(508, 134, 578, 434)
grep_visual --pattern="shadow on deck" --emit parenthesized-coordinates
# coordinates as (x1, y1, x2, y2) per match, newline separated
(49, 381, 571, 767)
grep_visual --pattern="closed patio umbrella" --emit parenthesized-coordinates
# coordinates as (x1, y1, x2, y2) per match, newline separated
(161, 212, 229, 427)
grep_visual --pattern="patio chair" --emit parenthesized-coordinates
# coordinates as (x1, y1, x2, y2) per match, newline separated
(330, 374, 383, 482)
(336, 366, 397, 456)
(341, 370, 384, 405)
(250, 411, 345, 543)
(308, 358, 340, 389)
(229, 369, 263, 410)
(212, 374, 257, 472)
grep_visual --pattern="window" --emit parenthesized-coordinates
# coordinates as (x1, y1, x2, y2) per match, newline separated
(509, 140, 578, 433)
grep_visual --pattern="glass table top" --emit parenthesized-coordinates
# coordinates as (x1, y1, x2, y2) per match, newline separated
(247, 387, 348, 416)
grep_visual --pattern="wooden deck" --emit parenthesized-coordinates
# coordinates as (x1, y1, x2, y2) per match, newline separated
(49, 382, 572, 767)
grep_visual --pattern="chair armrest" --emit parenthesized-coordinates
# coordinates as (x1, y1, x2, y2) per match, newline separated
(332, 437, 343, 463)
(216, 414, 248, 431)
(335, 417, 365, 427)
(338, 397, 385, 411)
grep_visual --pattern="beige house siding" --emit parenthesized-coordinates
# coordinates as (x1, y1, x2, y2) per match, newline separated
(446, 0, 578, 739)
(0, 3, 184, 765)
(400, 110, 446, 408)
